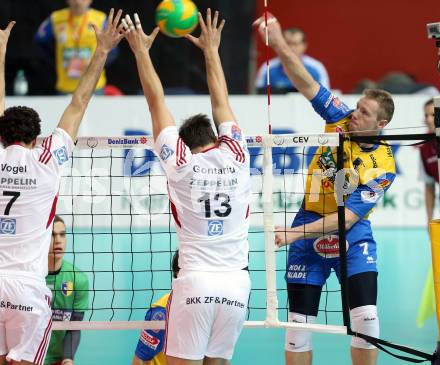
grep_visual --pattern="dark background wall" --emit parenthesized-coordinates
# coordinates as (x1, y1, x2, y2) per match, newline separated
(0, 0, 256, 95)
(2, 1, 439, 95)
(255, 0, 440, 93)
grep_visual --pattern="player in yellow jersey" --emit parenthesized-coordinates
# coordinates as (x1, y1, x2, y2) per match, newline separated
(131, 252, 232, 365)
(35, 0, 118, 94)
(255, 15, 395, 365)
(131, 251, 179, 365)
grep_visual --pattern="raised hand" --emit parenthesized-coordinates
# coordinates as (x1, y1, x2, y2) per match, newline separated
(253, 13, 285, 50)
(90, 8, 125, 54)
(185, 8, 225, 52)
(123, 13, 160, 54)
(0, 21, 15, 55)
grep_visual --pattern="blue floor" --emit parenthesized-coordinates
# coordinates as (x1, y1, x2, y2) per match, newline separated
(68, 227, 437, 365)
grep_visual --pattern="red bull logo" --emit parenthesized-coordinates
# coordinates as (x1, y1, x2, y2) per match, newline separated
(313, 235, 349, 258)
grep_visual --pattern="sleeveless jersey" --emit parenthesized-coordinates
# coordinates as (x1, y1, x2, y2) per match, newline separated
(44, 260, 89, 365)
(0, 128, 74, 281)
(154, 122, 250, 271)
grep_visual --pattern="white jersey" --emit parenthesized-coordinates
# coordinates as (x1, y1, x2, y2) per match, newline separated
(155, 122, 250, 271)
(0, 128, 74, 282)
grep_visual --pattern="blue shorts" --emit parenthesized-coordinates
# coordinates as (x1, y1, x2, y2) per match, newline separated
(286, 234, 377, 286)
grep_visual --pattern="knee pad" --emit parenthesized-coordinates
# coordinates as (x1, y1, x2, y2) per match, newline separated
(350, 305, 379, 349)
(285, 312, 316, 352)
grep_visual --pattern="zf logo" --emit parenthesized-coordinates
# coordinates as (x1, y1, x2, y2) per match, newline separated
(160, 144, 174, 161)
(54, 146, 69, 165)
(0, 218, 16, 234)
(208, 220, 223, 236)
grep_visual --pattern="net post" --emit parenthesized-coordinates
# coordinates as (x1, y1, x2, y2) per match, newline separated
(435, 97, 440, 220)
(262, 134, 279, 327)
(429, 220, 440, 363)
(433, 96, 440, 362)
(336, 133, 351, 332)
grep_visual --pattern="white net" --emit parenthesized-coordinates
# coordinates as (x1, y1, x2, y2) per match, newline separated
(49, 133, 346, 334)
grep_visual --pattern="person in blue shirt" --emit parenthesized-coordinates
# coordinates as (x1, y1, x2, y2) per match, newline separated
(255, 27, 330, 94)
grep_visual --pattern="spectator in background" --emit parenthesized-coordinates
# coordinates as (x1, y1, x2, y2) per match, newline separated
(45, 215, 89, 365)
(352, 72, 439, 96)
(255, 27, 329, 94)
(419, 98, 438, 222)
(35, 0, 118, 95)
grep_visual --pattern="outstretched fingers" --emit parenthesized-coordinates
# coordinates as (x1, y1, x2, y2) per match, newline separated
(134, 13, 143, 31)
(149, 27, 160, 41)
(90, 23, 99, 36)
(5, 21, 15, 34)
(125, 14, 135, 32)
(116, 21, 126, 35)
(252, 13, 277, 31)
(121, 18, 129, 33)
(198, 12, 207, 33)
(218, 19, 225, 33)
(206, 8, 212, 30)
(113, 9, 123, 29)
(185, 33, 198, 46)
(107, 8, 115, 26)
(212, 10, 219, 29)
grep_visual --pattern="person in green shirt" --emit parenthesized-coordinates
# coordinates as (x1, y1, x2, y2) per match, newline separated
(45, 215, 89, 365)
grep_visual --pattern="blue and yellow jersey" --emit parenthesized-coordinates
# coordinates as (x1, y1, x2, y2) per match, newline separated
(295, 86, 396, 242)
(135, 294, 169, 365)
(35, 8, 107, 93)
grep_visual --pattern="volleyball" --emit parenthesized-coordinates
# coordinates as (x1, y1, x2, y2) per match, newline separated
(155, 0, 199, 38)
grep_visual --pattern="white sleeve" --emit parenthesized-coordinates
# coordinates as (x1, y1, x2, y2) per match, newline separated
(154, 126, 192, 177)
(218, 122, 248, 164)
(38, 128, 74, 173)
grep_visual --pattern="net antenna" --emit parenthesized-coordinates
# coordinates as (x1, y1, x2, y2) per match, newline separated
(425, 25, 440, 363)
(262, 0, 272, 135)
(261, 0, 278, 327)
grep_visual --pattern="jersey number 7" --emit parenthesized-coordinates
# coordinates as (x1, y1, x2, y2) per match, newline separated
(2, 191, 20, 215)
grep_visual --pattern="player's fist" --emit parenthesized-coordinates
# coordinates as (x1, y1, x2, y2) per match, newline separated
(274, 226, 292, 248)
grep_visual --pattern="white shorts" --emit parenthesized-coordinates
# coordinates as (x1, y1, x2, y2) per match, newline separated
(0, 275, 52, 364)
(165, 270, 251, 360)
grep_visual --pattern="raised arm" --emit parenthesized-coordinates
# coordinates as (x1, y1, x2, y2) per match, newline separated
(186, 9, 235, 125)
(57, 9, 125, 140)
(0, 21, 15, 116)
(125, 14, 174, 141)
(254, 15, 320, 100)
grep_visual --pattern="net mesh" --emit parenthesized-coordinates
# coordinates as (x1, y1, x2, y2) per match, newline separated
(52, 133, 345, 332)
